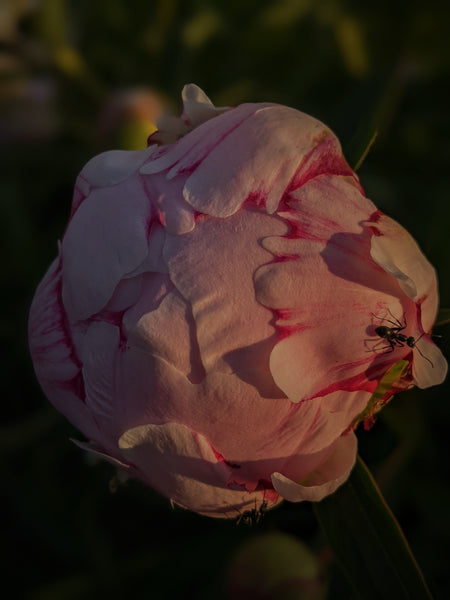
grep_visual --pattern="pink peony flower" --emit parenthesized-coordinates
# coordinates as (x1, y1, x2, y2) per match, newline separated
(29, 84, 447, 518)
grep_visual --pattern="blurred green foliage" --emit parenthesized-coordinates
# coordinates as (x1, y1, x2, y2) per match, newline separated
(1, 0, 449, 598)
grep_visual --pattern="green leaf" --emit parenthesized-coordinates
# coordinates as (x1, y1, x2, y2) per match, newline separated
(314, 456, 433, 600)
(435, 308, 450, 327)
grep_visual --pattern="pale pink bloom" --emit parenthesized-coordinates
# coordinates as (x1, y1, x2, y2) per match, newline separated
(29, 85, 447, 518)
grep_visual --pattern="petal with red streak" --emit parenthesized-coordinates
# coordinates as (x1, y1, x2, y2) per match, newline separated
(183, 106, 333, 217)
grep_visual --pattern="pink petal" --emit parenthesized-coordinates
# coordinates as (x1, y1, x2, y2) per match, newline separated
(62, 175, 151, 322)
(140, 103, 261, 176)
(412, 335, 448, 388)
(29, 259, 104, 443)
(370, 214, 438, 319)
(29, 258, 79, 383)
(79, 146, 156, 188)
(255, 179, 409, 402)
(122, 271, 174, 337)
(181, 83, 230, 127)
(104, 275, 143, 312)
(294, 389, 370, 455)
(123, 223, 168, 276)
(126, 287, 205, 382)
(142, 175, 196, 234)
(118, 422, 272, 518)
(182, 106, 334, 217)
(80, 321, 120, 424)
(115, 345, 359, 487)
(271, 432, 357, 502)
(163, 207, 288, 375)
(115, 350, 297, 463)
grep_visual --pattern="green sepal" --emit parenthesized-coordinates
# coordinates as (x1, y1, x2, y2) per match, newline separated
(350, 359, 409, 430)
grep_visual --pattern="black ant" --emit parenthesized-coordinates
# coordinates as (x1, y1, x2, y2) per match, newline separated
(235, 500, 268, 526)
(372, 310, 433, 367)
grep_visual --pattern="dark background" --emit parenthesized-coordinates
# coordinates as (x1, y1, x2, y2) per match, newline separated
(1, 1, 449, 598)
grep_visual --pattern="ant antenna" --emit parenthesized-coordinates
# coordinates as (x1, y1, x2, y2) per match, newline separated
(414, 333, 434, 367)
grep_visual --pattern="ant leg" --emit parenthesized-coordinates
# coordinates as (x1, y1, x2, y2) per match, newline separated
(376, 342, 395, 354)
(366, 338, 391, 353)
(385, 308, 406, 331)
(371, 310, 404, 331)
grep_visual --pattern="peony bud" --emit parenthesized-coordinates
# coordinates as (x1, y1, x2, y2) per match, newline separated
(29, 84, 447, 517)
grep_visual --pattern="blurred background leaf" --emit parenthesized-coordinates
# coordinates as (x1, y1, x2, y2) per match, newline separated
(1, 0, 449, 598)
(314, 456, 433, 599)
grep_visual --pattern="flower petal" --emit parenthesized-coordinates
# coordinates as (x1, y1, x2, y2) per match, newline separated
(29, 258, 79, 383)
(183, 106, 334, 217)
(181, 83, 230, 127)
(271, 432, 357, 502)
(412, 336, 448, 388)
(255, 178, 408, 402)
(80, 321, 120, 424)
(369, 214, 438, 310)
(118, 422, 272, 518)
(163, 207, 287, 375)
(140, 103, 260, 176)
(62, 175, 151, 321)
(80, 146, 156, 188)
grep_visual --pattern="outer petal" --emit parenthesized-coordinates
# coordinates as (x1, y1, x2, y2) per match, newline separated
(163, 207, 287, 376)
(412, 336, 448, 388)
(118, 422, 272, 518)
(140, 103, 262, 176)
(369, 214, 438, 327)
(78, 146, 156, 189)
(29, 258, 79, 383)
(271, 432, 357, 502)
(115, 343, 363, 487)
(181, 83, 230, 127)
(80, 321, 120, 424)
(28, 259, 102, 442)
(62, 175, 151, 322)
(182, 106, 335, 217)
(126, 287, 205, 383)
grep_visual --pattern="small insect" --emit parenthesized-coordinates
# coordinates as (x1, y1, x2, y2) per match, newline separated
(372, 310, 433, 367)
(235, 499, 268, 526)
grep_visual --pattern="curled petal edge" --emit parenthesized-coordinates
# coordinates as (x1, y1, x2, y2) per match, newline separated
(412, 337, 448, 389)
(271, 432, 357, 502)
(151, 84, 231, 145)
(181, 83, 230, 127)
